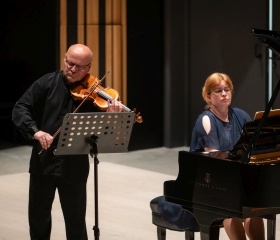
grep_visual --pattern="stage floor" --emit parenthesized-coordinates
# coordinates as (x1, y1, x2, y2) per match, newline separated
(0, 144, 278, 239)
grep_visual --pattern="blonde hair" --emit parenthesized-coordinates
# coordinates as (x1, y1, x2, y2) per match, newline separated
(202, 72, 234, 108)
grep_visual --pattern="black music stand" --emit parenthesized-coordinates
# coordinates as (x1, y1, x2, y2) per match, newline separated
(55, 112, 135, 240)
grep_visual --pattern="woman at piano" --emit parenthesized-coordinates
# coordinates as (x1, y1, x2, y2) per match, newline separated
(189, 72, 264, 240)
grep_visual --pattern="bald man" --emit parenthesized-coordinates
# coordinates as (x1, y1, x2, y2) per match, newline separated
(12, 44, 122, 240)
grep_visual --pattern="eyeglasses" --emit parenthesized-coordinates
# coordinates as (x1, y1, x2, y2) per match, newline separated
(211, 88, 231, 95)
(65, 58, 91, 71)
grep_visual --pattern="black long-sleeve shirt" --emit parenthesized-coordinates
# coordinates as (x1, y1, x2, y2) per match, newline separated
(12, 71, 98, 176)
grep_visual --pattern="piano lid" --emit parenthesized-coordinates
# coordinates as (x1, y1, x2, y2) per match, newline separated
(251, 28, 280, 55)
(235, 29, 280, 163)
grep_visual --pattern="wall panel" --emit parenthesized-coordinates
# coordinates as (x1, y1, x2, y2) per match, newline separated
(59, 0, 127, 103)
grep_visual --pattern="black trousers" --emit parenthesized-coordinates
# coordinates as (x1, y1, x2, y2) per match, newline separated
(28, 173, 88, 240)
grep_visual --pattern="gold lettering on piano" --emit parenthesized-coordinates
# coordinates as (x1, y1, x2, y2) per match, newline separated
(188, 172, 227, 192)
(205, 173, 211, 183)
(190, 181, 211, 188)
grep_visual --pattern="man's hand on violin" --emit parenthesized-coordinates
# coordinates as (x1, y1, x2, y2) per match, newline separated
(106, 99, 123, 112)
(34, 131, 54, 150)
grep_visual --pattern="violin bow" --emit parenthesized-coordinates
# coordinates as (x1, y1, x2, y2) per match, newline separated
(38, 71, 110, 155)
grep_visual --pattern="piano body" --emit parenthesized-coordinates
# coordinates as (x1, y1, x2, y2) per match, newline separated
(165, 151, 280, 240)
(164, 29, 280, 240)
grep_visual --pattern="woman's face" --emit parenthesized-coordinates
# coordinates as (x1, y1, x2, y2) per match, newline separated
(208, 80, 232, 109)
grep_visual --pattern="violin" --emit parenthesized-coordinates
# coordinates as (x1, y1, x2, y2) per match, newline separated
(70, 73, 143, 123)
(38, 72, 142, 155)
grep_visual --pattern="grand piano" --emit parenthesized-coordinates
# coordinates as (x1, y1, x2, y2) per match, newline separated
(164, 28, 280, 240)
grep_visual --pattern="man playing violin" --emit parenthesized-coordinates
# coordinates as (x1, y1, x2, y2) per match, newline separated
(12, 44, 122, 240)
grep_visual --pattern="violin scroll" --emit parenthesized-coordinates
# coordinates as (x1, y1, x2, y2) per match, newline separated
(133, 108, 143, 123)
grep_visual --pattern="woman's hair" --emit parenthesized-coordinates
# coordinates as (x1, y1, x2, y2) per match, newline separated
(202, 72, 234, 108)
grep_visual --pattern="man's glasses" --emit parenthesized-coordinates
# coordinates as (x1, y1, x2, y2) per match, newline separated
(212, 88, 231, 95)
(65, 58, 91, 71)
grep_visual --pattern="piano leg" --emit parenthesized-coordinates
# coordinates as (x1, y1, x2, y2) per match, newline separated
(266, 214, 276, 240)
(199, 225, 220, 240)
(156, 226, 195, 240)
(156, 227, 166, 240)
(185, 231, 195, 240)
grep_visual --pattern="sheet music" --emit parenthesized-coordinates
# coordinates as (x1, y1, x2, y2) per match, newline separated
(254, 109, 280, 120)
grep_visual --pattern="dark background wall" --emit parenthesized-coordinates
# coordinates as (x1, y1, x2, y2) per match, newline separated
(187, 0, 268, 144)
(0, 0, 58, 100)
(126, 0, 163, 150)
(1, 0, 280, 151)
(0, 0, 58, 143)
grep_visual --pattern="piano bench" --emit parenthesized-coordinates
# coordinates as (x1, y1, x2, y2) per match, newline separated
(150, 196, 199, 240)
